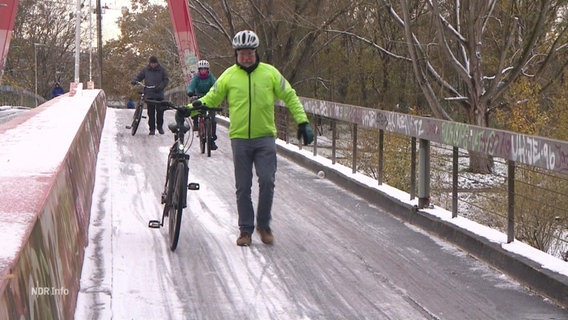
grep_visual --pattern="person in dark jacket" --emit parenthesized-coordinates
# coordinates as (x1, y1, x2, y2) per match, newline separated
(131, 56, 170, 135)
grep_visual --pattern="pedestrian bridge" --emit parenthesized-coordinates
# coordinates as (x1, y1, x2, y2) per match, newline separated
(0, 89, 566, 319)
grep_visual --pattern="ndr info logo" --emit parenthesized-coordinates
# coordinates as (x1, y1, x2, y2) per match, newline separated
(31, 287, 69, 296)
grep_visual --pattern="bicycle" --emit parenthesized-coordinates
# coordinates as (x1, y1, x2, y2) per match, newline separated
(125, 81, 155, 136)
(147, 100, 199, 251)
(192, 99, 222, 157)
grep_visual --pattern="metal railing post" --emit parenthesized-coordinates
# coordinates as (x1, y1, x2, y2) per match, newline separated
(452, 147, 459, 218)
(378, 130, 384, 185)
(313, 125, 318, 156)
(507, 160, 516, 243)
(418, 139, 431, 209)
(410, 137, 416, 200)
(331, 120, 337, 164)
(352, 123, 358, 174)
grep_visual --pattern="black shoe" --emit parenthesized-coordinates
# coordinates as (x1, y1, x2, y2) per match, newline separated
(149, 130, 155, 135)
(210, 142, 218, 150)
(158, 127, 164, 134)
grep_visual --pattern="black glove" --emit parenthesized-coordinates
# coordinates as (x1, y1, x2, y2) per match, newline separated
(192, 100, 203, 109)
(130, 80, 137, 85)
(178, 107, 192, 118)
(297, 122, 314, 145)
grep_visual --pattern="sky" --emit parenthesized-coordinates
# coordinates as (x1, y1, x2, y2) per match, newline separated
(98, 0, 165, 42)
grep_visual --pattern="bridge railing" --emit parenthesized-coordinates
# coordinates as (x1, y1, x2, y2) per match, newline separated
(276, 97, 568, 261)
(0, 85, 47, 108)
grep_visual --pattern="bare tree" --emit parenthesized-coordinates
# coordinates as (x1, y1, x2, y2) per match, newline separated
(188, 0, 362, 86)
(101, 2, 183, 99)
(5, 0, 86, 101)
(382, 0, 568, 172)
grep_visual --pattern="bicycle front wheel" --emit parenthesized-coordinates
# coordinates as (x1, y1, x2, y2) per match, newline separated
(169, 161, 186, 251)
(131, 105, 143, 136)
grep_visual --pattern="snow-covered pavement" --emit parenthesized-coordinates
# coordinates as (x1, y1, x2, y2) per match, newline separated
(75, 108, 567, 319)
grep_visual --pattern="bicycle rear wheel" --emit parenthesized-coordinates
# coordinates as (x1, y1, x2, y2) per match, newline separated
(131, 104, 143, 136)
(169, 161, 186, 251)
(199, 118, 206, 154)
(206, 118, 212, 157)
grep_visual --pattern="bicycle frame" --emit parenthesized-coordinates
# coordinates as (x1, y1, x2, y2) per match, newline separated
(148, 104, 199, 251)
(164, 131, 189, 209)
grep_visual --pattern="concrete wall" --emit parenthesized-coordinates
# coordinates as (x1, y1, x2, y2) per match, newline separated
(0, 90, 107, 319)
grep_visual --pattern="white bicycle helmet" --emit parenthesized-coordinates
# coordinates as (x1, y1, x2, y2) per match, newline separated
(197, 60, 210, 69)
(232, 30, 259, 50)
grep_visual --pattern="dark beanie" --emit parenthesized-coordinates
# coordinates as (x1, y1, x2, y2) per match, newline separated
(149, 56, 158, 63)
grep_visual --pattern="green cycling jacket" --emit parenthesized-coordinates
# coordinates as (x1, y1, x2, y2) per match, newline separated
(197, 62, 309, 139)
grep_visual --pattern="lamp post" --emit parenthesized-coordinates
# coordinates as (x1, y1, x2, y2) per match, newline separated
(34, 42, 45, 107)
(74, 0, 81, 84)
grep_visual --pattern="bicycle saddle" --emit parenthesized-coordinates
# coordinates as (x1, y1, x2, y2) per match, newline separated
(168, 122, 191, 134)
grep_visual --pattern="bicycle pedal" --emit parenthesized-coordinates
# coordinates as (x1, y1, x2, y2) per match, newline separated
(188, 182, 200, 190)
(148, 220, 161, 228)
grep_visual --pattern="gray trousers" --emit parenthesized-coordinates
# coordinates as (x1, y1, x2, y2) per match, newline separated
(231, 137, 277, 234)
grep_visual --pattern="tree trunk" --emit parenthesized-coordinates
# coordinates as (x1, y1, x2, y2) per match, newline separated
(469, 151, 493, 174)
(468, 103, 493, 173)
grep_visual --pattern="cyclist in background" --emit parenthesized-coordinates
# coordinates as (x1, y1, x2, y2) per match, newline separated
(51, 82, 65, 98)
(126, 99, 135, 109)
(131, 55, 170, 135)
(187, 60, 217, 149)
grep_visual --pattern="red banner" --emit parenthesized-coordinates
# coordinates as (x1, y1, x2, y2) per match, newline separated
(166, 0, 199, 85)
(0, 0, 19, 84)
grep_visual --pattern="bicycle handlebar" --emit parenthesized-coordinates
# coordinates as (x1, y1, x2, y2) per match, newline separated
(132, 81, 156, 89)
(192, 105, 223, 112)
(145, 99, 179, 110)
(145, 100, 222, 113)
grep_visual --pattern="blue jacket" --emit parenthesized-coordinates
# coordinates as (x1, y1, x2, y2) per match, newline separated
(187, 72, 216, 97)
